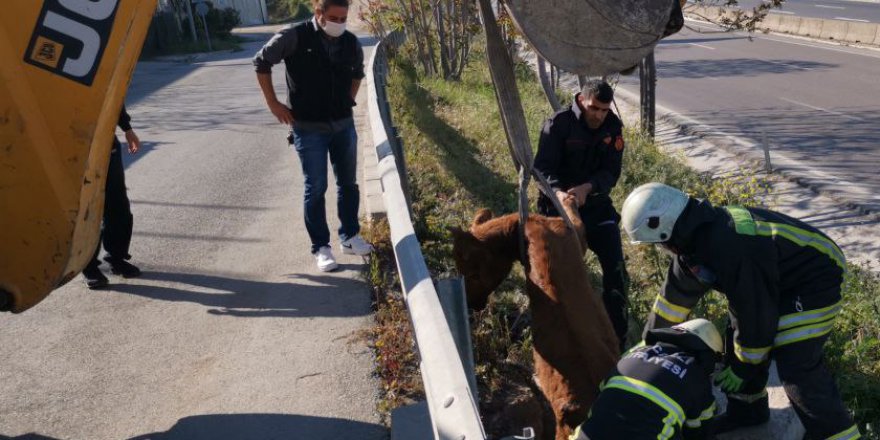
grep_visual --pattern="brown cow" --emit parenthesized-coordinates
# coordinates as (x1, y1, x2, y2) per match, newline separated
(450, 199, 620, 440)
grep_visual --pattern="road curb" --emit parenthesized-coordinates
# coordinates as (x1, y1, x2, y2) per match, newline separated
(146, 49, 235, 63)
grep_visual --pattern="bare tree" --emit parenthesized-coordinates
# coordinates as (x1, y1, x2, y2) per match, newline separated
(432, 0, 476, 80)
(687, 0, 787, 32)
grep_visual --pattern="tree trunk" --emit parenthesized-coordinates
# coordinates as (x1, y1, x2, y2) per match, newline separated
(434, 0, 451, 78)
(536, 56, 562, 112)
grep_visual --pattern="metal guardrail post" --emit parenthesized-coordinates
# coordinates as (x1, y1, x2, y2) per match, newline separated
(639, 51, 656, 138)
(367, 31, 486, 440)
(761, 130, 773, 173)
(436, 278, 478, 400)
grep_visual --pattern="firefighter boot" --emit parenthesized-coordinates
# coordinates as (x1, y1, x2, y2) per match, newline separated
(714, 394, 769, 434)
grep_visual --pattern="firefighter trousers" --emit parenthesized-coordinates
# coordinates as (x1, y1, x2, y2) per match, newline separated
(729, 333, 856, 439)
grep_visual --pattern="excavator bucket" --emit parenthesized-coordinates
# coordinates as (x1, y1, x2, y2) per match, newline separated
(0, 0, 157, 312)
(505, 0, 681, 76)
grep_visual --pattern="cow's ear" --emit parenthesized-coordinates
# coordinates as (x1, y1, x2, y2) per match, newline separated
(472, 209, 493, 227)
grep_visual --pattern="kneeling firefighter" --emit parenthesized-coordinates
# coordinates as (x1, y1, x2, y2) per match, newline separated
(570, 319, 721, 440)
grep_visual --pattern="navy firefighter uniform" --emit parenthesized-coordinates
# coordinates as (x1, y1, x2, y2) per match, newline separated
(641, 197, 859, 439)
(534, 97, 629, 346)
(571, 323, 718, 440)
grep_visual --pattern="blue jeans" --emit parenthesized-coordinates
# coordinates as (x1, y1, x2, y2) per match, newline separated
(292, 121, 360, 254)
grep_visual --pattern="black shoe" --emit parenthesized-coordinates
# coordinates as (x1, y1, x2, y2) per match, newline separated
(82, 266, 109, 289)
(104, 257, 141, 278)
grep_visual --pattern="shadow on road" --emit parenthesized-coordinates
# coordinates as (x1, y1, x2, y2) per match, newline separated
(657, 58, 836, 79)
(0, 435, 59, 440)
(1, 413, 387, 440)
(128, 413, 388, 440)
(107, 270, 371, 318)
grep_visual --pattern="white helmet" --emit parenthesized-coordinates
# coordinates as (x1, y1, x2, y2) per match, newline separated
(621, 182, 689, 243)
(672, 318, 723, 353)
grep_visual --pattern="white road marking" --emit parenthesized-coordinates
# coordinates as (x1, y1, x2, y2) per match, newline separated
(834, 16, 870, 21)
(763, 59, 814, 71)
(780, 97, 865, 121)
(770, 10, 796, 14)
(686, 17, 880, 59)
(688, 42, 716, 50)
(815, 4, 846, 9)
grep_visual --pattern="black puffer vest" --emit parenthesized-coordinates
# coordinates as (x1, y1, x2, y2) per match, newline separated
(286, 21, 358, 122)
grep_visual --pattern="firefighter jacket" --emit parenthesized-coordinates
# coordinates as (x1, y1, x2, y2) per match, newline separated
(534, 96, 625, 212)
(574, 328, 717, 440)
(644, 198, 846, 374)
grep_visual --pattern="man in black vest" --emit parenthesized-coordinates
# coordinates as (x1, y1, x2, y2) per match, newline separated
(534, 79, 629, 350)
(254, 0, 373, 272)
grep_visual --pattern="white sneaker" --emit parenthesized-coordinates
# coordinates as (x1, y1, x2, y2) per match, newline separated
(340, 235, 374, 256)
(314, 246, 338, 272)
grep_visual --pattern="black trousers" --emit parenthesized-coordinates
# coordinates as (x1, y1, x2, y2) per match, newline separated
(86, 139, 133, 270)
(727, 326, 855, 438)
(539, 195, 629, 347)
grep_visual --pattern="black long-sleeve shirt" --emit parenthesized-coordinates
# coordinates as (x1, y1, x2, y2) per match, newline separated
(118, 105, 131, 132)
(534, 97, 625, 206)
(253, 18, 365, 132)
(253, 18, 365, 80)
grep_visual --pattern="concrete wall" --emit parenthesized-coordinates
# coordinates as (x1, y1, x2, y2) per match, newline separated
(213, 0, 268, 25)
(686, 5, 880, 46)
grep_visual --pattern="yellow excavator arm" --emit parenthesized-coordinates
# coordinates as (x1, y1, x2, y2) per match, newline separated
(1, 0, 157, 312)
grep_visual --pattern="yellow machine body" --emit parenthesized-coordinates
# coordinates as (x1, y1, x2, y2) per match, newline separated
(1, 0, 157, 312)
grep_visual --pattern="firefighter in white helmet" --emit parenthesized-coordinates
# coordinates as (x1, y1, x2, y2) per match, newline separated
(570, 319, 721, 440)
(619, 182, 859, 439)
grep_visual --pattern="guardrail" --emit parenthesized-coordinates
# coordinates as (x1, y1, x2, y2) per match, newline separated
(365, 31, 487, 440)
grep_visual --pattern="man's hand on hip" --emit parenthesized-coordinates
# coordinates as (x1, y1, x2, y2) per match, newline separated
(268, 100, 294, 125)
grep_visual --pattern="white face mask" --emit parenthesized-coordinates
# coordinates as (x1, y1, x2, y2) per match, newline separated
(320, 18, 346, 38)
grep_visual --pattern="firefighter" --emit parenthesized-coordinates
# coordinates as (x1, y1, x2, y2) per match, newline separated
(620, 182, 860, 440)
(570, 318, 720, 440)
(534, 79, 629, 349)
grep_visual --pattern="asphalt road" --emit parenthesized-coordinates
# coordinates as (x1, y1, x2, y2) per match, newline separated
(618, 21, 880, 212)
(736, 0, 880, 22)
(0, 27, 385, 440)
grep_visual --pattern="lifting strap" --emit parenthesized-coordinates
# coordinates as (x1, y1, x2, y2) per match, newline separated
(477, 0, 583, 265)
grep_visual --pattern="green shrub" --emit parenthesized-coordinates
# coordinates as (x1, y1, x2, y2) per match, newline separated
(206, 6, 241, 38)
